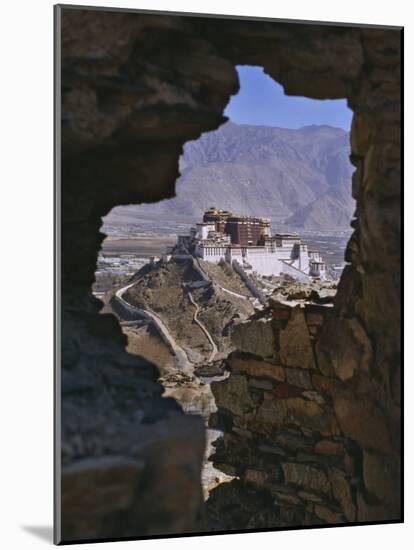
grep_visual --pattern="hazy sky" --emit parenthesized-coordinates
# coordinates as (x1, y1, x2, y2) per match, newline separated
(224, 66, 352, 131)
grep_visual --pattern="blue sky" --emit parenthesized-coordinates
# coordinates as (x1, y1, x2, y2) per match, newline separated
(224, 66, 352, 131)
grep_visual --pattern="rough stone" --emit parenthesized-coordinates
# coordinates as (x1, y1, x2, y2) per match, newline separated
(363, 451, 397, 503)
(249, 377, 275, 391)
(351, 112, 374, 156)
(305, 312, 325, 326)
(61, 456, 145, 537)
(229, 353, 285, 382)
(237, 387, 339, 441)
(211, 374, 256, 417)
(284, 398, 340, 437)
(273, 492, 302, 506)
(313, 504, 344, 524)
(356, 491, 389, 523)
(285, 367, 313, 389)
(245, 469, 267, 487)
(255, 398, 288, 431)
(297, 491, 324, 503)
(258, 443, 287, 457)
(215, 463, 237, 476)
(279, 306, 316, 369)
(312, 374, 339, 395)
(232, 427, 253, 440)
(302, 391, 325, 406)
(275, 429, 315, 452)
(231, 317, 276, 359)
(272, 382, 304, 399)
(329, 467, 356, 522)
(61, 413, 205, 540)
(314, 439, 344, 456)
(316, 317, 373, 380)
(334, 390, 392, 453)
(282, 462, 330, 495)
(272, 308, 291, 320)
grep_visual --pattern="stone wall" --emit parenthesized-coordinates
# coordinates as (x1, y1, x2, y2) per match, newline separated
(58, 6, 401, 540)
(232, 260, 267, 304)
(58, 8, 237, 541)
(208, 296, 399, 528)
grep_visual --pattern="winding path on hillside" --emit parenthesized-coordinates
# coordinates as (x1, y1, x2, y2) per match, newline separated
(113, 281, 192, 372)
(194, 256, 251, 302)
(113, 256, 244, 368)
(215, 284, 251, 301)
(182, 284, 218, 363)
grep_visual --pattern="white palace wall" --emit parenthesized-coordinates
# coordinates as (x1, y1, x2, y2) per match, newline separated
(245, 251, 282, 276)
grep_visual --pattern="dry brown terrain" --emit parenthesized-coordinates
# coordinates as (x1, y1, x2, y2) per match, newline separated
(124, 324, 176, 374)
(198, 259, 253, 297)
(123, 258, 254, 357)
(102, 236, 176, 256)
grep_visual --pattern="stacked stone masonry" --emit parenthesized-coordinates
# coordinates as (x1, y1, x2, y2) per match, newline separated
(208, 298, 400, 528)
(59, 6, 401, 540)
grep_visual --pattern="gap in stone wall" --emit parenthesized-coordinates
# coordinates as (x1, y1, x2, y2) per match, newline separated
(91, 64, 356, 505)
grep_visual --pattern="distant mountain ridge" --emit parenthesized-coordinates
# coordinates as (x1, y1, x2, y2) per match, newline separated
(106, 121, 355, 232)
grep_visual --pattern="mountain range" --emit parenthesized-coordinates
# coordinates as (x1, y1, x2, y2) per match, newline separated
(106, 121, 355, 233)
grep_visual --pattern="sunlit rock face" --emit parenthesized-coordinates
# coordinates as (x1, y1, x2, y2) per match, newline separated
(58, 6, 401, 540)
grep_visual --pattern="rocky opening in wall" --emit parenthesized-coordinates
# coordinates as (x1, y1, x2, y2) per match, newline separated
(93, 62, 357, 515)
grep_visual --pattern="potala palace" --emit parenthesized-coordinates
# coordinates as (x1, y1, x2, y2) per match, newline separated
(174, 207, 327, 281)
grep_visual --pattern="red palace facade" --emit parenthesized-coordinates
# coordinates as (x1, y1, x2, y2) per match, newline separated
(202, 207, 271, 247)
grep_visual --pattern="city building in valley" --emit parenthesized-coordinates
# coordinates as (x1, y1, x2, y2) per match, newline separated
(174, 207, 327, 281)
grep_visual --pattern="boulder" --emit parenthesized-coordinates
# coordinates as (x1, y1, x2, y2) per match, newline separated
(279, 307, 316, 369)
(231, 317, 276, 359)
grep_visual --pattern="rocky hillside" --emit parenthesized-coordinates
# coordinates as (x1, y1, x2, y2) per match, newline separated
(121, 257, 255, 360)
(107, 122, 354, 232)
